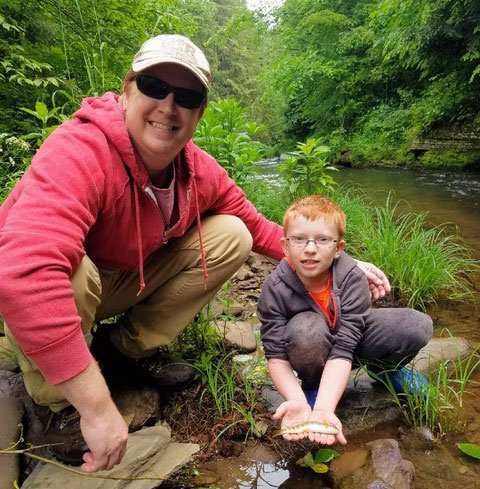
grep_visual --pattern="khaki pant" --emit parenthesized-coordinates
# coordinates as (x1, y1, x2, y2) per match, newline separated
(5, 215, 253, 410)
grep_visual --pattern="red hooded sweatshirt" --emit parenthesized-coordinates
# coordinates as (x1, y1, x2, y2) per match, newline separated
(0, 92, 283, 384)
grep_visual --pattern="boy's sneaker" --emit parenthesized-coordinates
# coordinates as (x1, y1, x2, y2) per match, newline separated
(371, 366, 429, 397)
(35, 404, 88, 466)
(90, 324, 195, 390)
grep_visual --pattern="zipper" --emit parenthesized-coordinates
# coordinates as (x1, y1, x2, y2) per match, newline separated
(143, 184, 169, 245)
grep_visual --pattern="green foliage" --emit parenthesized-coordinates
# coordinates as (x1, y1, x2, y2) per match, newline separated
(194, 98, 266, 186)
(457, 443, 480, 459)
(360, 193, 478, 309)
(297, 448, 340, 474)
(0, 133, 32, 203)
(279, 138, 337, 198)
(420, 150, 480, 169)
(366, 334, 480, 434)
(20, 101, 66, 147)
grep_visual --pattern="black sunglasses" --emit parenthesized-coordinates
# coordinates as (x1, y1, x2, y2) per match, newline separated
(135, 75, 205, 109)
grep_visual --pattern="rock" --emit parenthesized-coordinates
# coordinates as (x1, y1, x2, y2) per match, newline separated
(330, 439, 414, 489)
(22, 424, 199, 489)
(212, 320, 257, 352)
(111, 384, 160, 432)
(413, 337, 472, 373)
(368, 439, 415, 489)
(235, 267, 254, 281)
(329, 448, 369, 479)
(0, 397, 24, 489)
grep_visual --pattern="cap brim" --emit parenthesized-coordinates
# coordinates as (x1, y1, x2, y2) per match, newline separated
(132, 57, 210, 91)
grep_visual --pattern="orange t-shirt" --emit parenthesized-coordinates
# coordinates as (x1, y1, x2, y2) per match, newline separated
(285, 258, 333, 324)
(307, 272, 332, 322)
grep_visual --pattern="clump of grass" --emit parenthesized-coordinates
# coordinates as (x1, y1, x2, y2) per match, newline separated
(366, 338, 480, 434)
(360, 192, 478, 309)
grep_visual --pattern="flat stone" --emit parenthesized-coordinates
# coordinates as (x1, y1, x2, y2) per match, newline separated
(0, 397, 24, 489)
(212, 320, 257, 352)
(22, 424, 199, 489)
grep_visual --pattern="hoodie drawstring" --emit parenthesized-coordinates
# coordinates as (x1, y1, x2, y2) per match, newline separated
(193, 179, 208, 290)
(133, 183, 146, 296)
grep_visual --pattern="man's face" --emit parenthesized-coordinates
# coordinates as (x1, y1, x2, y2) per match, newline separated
(123, 63, 205, 181)
(280, 215, 344, 290)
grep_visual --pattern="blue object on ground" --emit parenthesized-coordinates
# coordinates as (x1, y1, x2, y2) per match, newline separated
(373, 366, 429, 397)
(304, 388, 318, 409)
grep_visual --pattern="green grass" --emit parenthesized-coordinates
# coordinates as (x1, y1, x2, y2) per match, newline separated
(364, 336, 480, 434)
(359, 193, 478, 309)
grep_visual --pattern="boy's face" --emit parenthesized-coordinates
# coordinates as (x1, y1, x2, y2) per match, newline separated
(280, 215, 345, 289)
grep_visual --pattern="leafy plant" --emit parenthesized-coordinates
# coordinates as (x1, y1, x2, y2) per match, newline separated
(194, 99, 266, 186)
(19, 101, 66, 147)
(279, 138, 338, 199)
(457, 443, 480, 460)
(297, 448, 340, 474)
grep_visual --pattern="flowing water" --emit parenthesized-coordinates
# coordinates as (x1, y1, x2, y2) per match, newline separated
(201, 163, 480, 488)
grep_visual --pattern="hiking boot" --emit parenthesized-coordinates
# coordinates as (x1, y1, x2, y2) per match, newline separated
(35, 404, 88, 466)
(369, 366, 429, 397)
(303, 388, 318, 409)
(90, 324, 196, 390)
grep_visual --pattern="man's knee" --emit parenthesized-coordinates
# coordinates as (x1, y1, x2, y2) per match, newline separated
(203, 215, 253, 265)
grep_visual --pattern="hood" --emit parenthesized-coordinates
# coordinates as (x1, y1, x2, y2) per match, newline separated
(73, 92, 148, 185)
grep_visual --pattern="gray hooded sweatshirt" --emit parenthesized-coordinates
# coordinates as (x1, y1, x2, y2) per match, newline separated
(257, 251, 371, 364)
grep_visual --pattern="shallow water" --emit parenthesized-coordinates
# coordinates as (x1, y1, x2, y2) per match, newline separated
(202, 163, 480, 488)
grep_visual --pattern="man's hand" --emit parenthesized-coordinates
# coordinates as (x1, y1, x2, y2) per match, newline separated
(355, 259, 391, 300)
(308, 408, 347, 445)
(80, 404, 129, 472)
(56, 359, 129, 472)
(273, 399, 312, 441)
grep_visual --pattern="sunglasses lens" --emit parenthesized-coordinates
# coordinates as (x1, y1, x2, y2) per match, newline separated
(174, 88, 205, 109)
(135, 75, 205, 109)
(136, 76, 169, 100)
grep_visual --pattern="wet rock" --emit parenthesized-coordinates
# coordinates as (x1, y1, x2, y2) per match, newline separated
(330, 439, 414, 489)
(414, 337, 472, 373)
(212, 320, 257, 352)
(367, 482, 395, 489)
(22, 424, 199, 489)
(329, 448, 369, 479)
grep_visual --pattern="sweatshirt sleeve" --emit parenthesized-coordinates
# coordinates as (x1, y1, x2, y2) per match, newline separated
(189, 144, 284, 260)
(328, 269, 371, 363)
(0, 123, 106, 384)
(257, 274, 289, 360)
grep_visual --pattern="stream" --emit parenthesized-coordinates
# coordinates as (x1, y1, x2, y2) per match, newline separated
(201, 164, 480, 488)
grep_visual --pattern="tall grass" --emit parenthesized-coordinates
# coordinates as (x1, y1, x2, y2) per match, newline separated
(365, 339, 480, 434)
(246, 178, 476, 310)
(360, 193, 477, 309)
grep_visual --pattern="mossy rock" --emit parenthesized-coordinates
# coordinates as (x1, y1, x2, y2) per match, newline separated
(419, 150, 480, 169)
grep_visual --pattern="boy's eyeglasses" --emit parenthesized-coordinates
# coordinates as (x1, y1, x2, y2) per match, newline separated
(287, 236, 338, 249)
(135, 75, 205, 109)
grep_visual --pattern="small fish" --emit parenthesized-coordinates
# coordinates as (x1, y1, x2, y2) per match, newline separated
(273, 421, 339, 437)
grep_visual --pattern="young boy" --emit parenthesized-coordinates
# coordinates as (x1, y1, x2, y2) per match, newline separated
(257, 195, 433, 446)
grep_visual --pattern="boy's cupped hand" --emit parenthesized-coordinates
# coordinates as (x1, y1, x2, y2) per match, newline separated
(273, 399, 313, 441)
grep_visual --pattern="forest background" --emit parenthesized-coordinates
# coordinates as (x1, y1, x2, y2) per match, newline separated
(1, 0, 480, 177)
